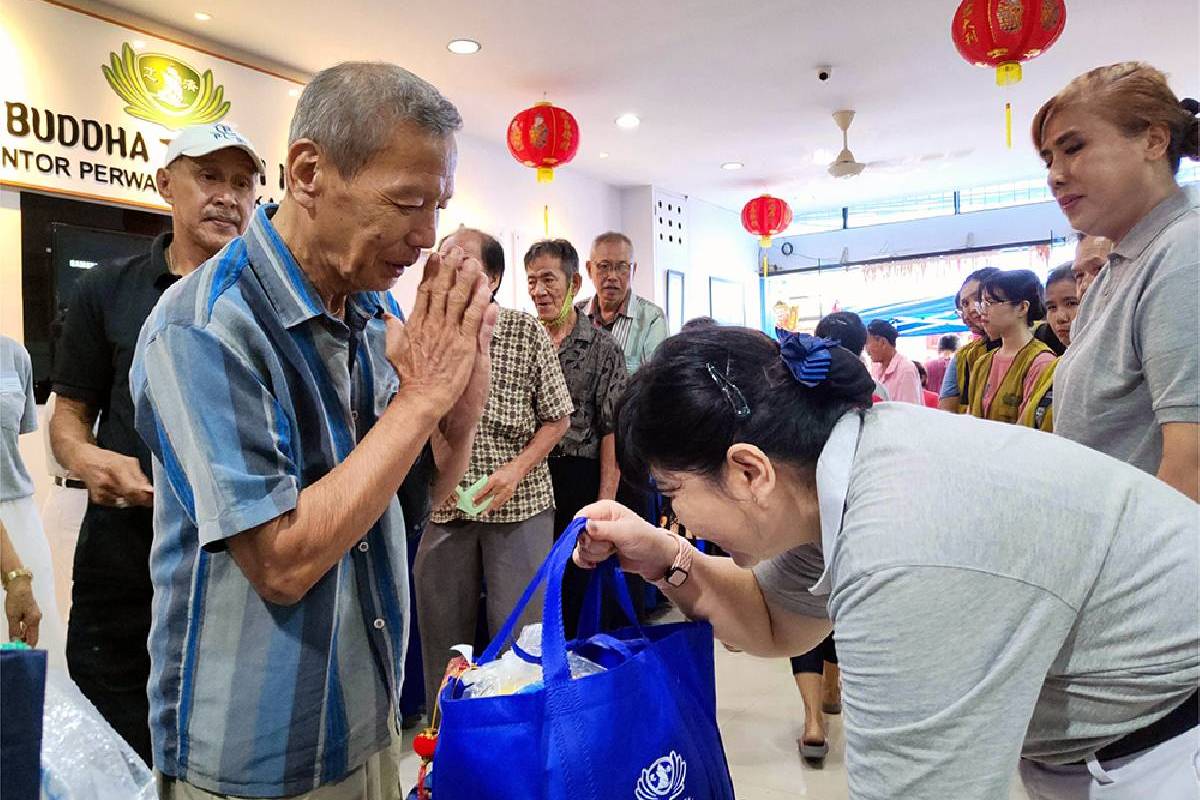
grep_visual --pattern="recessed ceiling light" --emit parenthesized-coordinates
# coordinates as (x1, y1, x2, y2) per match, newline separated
(615, 113, 640, 130)
(193, 11, 212, 21)
(132, 40, 147, 50)
(598, 152, 610, 159)
(447, 39, 481, 55)
(721, 161, 744, 171)
(288, 87, 301, 97)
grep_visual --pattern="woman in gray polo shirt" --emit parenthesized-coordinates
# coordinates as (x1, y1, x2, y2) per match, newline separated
(1034, 62, 1199, 501)
(572, 327, 1198, 800)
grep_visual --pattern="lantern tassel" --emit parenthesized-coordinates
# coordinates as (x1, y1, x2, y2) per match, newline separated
(762, 251, 769, 279)
(1005, 101, 1013, 150)
(543, 204, 549, 237)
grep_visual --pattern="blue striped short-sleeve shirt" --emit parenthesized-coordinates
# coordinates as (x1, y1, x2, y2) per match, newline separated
(131, 205, 410, 797)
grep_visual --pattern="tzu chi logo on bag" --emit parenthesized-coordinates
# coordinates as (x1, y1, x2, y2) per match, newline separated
(635, 751, 689, 800)
(102, 43, 231, 130)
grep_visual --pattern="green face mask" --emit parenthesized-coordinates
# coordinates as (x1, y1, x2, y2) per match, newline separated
(544, 284, 576, 329)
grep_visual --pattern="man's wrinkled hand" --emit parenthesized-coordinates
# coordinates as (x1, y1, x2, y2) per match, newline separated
(385, 246, 492, 416)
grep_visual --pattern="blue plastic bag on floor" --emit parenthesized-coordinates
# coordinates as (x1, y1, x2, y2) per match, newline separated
(433, 518, 736, 800)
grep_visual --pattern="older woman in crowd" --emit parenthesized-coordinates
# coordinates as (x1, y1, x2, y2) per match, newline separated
(1036, 61, 1199, 501)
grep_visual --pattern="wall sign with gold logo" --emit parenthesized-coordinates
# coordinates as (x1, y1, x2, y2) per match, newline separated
(1, 0, 299, 209)
(103, 43, 231, 130)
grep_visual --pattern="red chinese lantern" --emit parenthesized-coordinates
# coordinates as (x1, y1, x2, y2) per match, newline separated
(742, 194, 792, 278)
(507, 101, 580, 183)
(741, 194, 792, 248)
(951, 0, 1067, 147)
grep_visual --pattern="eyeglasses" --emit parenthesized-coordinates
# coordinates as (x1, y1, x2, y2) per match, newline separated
(706, 361, 751, 420)
(593, 260, 632, 277)
(973, 299, 1018, 312)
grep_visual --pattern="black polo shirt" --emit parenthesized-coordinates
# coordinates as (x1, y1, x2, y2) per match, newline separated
(53, 231, 179, 587)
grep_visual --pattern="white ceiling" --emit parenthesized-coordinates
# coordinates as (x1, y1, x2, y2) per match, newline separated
(97, 0, 1199, 213)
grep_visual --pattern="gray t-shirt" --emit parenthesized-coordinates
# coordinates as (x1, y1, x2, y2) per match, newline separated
(1054, 189, 1199, 475)
(0, 336, 38, 501)
(754, 403, 1199, 800)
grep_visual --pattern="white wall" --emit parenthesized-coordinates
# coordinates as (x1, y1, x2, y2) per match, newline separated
(388, 133, 623, 316)
(619, 186, 657, 303)
(684, 198, 762, 329)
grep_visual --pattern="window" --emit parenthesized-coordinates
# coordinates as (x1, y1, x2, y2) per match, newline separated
(786, 208, 843, 235)
(846, 191, 955, 228)
(959, 178, 1053, 213)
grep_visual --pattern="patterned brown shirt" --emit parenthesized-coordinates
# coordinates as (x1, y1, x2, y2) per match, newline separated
(552, 311, 628, 460)
(431, 306, 573, 524)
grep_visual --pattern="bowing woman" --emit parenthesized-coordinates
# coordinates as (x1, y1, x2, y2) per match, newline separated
(573, 327, 1198, 800)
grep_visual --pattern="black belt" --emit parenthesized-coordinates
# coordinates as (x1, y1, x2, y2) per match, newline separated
(53, 476, 86, 490)
(1076, 690, 1199, 764)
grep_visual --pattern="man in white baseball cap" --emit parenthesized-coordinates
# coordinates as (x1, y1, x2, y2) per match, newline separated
(158, 122, 263, 272)
(49, 122, 262, 762)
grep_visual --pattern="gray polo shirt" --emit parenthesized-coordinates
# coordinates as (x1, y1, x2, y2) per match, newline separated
(0, 336, 37, 502)
(1053, 189, 1199, 475)
(753, 403, 1198, 799)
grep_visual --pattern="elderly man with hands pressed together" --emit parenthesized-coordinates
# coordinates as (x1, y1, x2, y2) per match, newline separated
(50, 122, 262, 762)
(132, 62, 495, 799)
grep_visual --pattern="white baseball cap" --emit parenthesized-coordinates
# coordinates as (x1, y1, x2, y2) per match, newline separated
(164, 123, 263, 173)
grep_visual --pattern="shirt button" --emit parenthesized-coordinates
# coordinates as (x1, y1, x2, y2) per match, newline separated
(351, 410, 359, 421)
(373, 618, 385, 630)
(358, 541, 369, 552)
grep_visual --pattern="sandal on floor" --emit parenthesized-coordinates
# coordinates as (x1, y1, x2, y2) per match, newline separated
(798, 738, 828, 761)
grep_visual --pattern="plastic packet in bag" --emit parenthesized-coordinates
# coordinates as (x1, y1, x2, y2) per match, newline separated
(460, 624, 605, 699)
(40, 668, 155, 800)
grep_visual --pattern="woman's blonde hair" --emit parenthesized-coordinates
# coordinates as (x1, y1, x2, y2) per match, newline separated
(1032, 62, 1200, 174)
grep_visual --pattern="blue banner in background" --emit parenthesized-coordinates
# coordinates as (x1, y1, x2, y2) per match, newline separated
(849, 294, 969, 337)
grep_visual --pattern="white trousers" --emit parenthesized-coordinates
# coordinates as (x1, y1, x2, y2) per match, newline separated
(1020, 727, 1200, 800)
(40, 483, 87, 624)
(0, 494, 66, 669)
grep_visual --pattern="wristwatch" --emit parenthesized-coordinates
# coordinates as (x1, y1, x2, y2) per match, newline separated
(655, 535, 694, 589)
(2, 568, 32, 590)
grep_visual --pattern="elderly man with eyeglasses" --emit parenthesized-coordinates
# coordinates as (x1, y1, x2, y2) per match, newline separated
(577, 231, 668, 375)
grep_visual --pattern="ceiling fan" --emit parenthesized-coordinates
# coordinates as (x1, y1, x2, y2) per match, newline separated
(828, 109, 866, 179)
(826, 109, 975, 179)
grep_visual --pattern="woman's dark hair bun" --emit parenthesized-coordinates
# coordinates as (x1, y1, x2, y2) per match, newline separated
(1182, 98, 1200, 160)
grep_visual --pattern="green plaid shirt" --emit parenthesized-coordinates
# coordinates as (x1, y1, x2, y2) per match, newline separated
(431, 306, 573, 524)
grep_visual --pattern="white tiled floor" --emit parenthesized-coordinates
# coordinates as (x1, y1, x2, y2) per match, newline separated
(711, 646, 1030, 799)
(399, 635, 1032, 798)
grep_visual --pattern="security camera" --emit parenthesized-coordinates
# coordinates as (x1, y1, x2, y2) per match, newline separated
(817, 66, 832, 82)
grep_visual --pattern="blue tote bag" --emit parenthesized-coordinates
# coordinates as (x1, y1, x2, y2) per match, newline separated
(433, 518, 736, 800)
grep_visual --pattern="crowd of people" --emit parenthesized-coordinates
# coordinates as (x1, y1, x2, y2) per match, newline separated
(0, 57, 1196, 800)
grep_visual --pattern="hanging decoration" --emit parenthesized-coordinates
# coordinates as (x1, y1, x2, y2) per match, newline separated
(741, 194, 792, 278)
(507, 100, 580, 183)
(951, 0, 1067, 148)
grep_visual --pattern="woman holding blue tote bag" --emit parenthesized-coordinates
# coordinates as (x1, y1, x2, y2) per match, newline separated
(573, 327, 1198, 800)
(433, 517, 736, 800)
